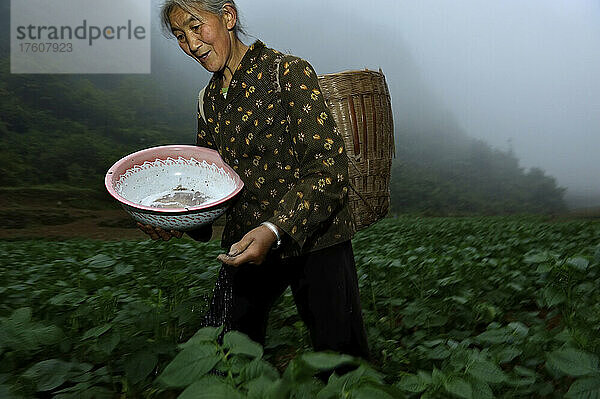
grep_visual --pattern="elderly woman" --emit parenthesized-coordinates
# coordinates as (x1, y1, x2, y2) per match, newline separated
(142, 0, 369, 359)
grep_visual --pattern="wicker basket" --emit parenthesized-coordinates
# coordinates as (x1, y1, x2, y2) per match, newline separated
(318, 69, 395, 231)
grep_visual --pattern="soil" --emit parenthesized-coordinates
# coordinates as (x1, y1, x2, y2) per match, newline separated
(3, 209, 132, 240)
(0, 199, 224, 241)
(1, 187, 596, 241)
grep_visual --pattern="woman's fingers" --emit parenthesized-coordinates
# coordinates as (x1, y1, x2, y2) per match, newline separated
(136, 222, 146, 232)
(170, 229, 184, 239)
(137, 222, 157, 240)
(154, 227, 172, 241)
(217, 248, 254, 266)
(137, 222, 183, 241)
(147, 225, 162, 240)
(217, 238, 254, 266)
(228, 235, 254, 257)
(217, 226, 276, 267)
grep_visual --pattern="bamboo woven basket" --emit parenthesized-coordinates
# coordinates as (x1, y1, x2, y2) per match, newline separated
(318, 69, 395, 231)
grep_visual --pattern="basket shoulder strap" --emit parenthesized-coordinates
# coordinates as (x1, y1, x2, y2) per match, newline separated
(269, 55, 283, 95)
(198, 85, 207, 123)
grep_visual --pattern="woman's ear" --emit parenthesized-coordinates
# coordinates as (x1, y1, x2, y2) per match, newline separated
(222, 4, 237, 31)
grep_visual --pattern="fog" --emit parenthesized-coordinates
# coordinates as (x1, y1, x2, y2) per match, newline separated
(152, 0, 600, 206)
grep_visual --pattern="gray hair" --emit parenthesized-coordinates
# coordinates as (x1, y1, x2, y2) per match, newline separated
(159, 0, 246, 38)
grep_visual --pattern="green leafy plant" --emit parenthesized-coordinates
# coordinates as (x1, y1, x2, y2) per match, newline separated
(0, 217, 598, 397)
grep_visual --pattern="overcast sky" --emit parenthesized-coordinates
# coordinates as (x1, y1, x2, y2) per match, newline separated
(156, 0, 600, 201)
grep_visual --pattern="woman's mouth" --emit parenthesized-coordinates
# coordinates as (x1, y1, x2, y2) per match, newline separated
(198, 51, 210, 62)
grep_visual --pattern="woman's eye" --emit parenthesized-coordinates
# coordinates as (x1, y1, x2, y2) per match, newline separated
(191, 24, 201, 32)
(176, 34, 185, 42)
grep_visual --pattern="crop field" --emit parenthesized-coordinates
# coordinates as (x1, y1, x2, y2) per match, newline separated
(1, 216, 599, 398)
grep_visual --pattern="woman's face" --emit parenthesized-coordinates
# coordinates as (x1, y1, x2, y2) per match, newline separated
(169, 5, 234, 72)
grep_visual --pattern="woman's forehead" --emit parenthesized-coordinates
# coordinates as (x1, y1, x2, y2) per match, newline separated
(169, 6, 208, 29)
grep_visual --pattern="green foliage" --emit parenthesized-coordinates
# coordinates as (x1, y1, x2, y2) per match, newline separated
(352, 216, 600, 398)
(223, 331, 264, 358)
(0, 55, 194, 189)
(546, 348, 599, 377)
(0, 216, 598, 397)
(0, 308, 63, 354)
(157, 327, 393, 398)
(157, 343, 220, 388)
(565, 376, 600, 398)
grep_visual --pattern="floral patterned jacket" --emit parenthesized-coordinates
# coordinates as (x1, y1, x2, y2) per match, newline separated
(196, 40, 355, 258)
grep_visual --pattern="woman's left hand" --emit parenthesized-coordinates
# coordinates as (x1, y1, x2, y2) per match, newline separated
(217, 224, 278, 266)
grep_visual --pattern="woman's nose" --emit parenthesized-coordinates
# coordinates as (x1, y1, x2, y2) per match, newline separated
(187, 34, 203, 53)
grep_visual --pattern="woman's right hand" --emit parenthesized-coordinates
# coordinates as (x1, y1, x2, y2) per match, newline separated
(137, 222, 184, 241)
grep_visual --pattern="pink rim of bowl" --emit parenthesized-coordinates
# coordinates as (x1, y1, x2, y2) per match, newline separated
(105, 145, 244, 214)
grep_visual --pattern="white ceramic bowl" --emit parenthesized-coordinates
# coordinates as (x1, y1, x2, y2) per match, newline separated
(105, 145, 243, 231)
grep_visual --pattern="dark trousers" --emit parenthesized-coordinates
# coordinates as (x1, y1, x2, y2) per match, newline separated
(203, 240, 370, 360)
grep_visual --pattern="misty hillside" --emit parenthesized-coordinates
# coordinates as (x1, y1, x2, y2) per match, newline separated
(0, 0, 566, 215)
